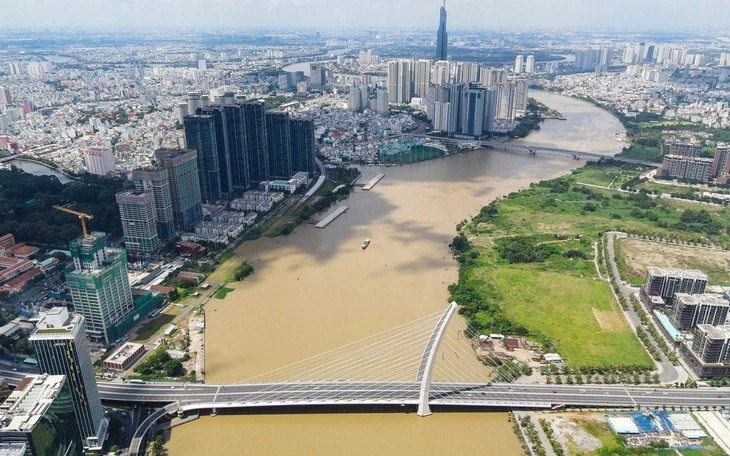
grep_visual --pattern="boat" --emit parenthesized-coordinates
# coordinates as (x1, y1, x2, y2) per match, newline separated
(361, 239, 371, 250)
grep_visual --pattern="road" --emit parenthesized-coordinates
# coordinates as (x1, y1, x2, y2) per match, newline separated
(605, 232, 683, 383)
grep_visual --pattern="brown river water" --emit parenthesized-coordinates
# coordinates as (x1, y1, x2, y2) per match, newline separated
(166, 91, 626, 455)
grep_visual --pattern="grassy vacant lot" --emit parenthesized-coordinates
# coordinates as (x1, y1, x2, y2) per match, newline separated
(132, 313, 175, 342)
(380, 145, 444, 164)
(207, 253, 244, 283)
(616, 237, 730, 286)
(576, 164, 644, 188)
(453, 162, 730, 369)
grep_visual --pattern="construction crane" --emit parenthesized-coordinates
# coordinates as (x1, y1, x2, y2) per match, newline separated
(53, 205, 93, 238)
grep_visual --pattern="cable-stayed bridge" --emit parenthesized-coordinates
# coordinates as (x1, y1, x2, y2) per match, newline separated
(1, 303, 728, 456)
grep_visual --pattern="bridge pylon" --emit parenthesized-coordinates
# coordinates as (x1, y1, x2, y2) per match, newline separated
(416, 301, 458, 417)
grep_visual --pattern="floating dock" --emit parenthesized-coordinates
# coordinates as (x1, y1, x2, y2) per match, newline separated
(362, 173, 385, 191)
(315, 206, 349, 228)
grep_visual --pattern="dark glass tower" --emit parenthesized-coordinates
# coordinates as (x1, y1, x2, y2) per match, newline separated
(224, 104, 250, 190)
(184, 114, 222, 203)
(199, 106, 234, 195)
(242, 101, 269, 182)
(436, 0, 448, 61)
(289, 119, 316, 175)
(265, 112, 292, 179)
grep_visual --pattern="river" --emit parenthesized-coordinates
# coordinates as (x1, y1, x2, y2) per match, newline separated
(166, 91, 625, 455)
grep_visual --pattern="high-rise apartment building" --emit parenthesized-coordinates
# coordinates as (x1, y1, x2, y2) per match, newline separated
(456, 62, 480, 84)
(30, 307, 108, 451)
(671, 293, 730, 330)
(265, 112, 292, 180)
(155, 148, 203, 231)
(289, 119, 316, 175)
(525, 55, 535, 74)
(446, 83, 464, 134)
(184, 114, 222, 203)
(656, 154, 714, 182)
(692, 325, 730, 364)
(479, 68, 505, 87)
(414, 60, 432, 98)
(375, 88, 389, 116)
(0, 374, 83, 455)
(115, 190, 160, 256)
(387, 60, 413, 104)
(199, 106, 234, 196)
(712, 143, 730, 184)
(435, 0, 448, 61)
(132, 168, 176, 240)
(514, 55, 523, 74)
(65, 232, 134, 345)
(241, 101, 269, 182)
(84, 146, 115, 176)
(459, 87, 488, 138)
(433, 102, 450, 132)
(668, 141, 702, 157)
(309, 63, 325, 87)
(433, 60, 451, 85)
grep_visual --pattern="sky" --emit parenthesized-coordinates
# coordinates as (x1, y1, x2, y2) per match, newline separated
(4, 0, 730, 31)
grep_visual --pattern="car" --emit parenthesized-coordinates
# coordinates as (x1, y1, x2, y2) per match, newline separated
(603, 392, 609, 395)
(579, 389, 585, 393)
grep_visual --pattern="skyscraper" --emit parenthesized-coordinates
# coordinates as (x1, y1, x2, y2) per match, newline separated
(184, 114, 222, 203)
(375, 87, 389, 116)
(65, 232, 134, 345)
(84, 146, 115, 176)
(241, 101, 269, 182)
(525, 55, 535, 74)
(446, 83, 464, 134)
(199, 106, 234, 196)
(387, 60, 413, 104)
(115, 190, 159, 256)
(223, 104, 251, 190)
(265, 112, 292, 179)
(435, 0, 448, 61)
(155, 148, 203, 231)
(514, 55, 524, 74)
(30, 307, 108, 451)
(132, 168, 176, 240)
(289, 119, 316, 175)
(414, 60, 432, 98)
(309, 63, 325, 87)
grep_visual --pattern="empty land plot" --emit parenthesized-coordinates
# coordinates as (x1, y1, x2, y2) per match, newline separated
(618, 238, 730, 285)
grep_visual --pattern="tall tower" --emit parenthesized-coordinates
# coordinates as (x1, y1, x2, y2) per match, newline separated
(265, 112, 292, 180)
(183, 114, 222, 204)
(241, 101, 269, 183)
(155, 148, 203, 231)
(30, 307, 108, 451)
(115, 190, 160, 256)
(289, 119, 316, 175)
(436, 0, 448, 61)
(132, 168, 176, 241)
(65, 232, 134, 345)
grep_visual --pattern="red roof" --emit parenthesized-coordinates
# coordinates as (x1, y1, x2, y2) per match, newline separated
(150, 285, 175, 295)
(4, 267, 42, 290)
(0, 234, 14, 242)
(12, 245, 39, 257)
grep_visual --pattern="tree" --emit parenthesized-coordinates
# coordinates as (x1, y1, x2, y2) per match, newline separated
(168, 288, 180, 302)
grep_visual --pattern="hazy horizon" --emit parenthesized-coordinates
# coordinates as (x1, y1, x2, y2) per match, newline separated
(3, 0, 730, 32)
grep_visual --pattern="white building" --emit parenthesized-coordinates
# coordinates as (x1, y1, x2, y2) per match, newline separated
(514, 55, 523, 74)
(84, 146, 115, 175)
(525, 55, 535, 74)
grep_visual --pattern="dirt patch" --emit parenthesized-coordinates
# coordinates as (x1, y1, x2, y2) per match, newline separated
(592, 308, 626, 332)
(540, 412, 603, 454)
(619, 238, 730, 284)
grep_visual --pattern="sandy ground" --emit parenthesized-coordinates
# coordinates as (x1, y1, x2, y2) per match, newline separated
(538, 411, 603, 454)
(695, 411, 730, 455)
(619, 238, 730, 283)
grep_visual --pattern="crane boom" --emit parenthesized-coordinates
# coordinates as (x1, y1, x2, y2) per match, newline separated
(53, 205, 94, 238)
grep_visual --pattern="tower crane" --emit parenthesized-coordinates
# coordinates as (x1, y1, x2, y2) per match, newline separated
(53, 205, 94, 238)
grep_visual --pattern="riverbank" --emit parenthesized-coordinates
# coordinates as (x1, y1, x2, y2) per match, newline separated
(166, 91, 628, 455)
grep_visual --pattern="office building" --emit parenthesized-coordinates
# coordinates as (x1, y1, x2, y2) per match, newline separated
(241, 101, 269, 182)
(309, 63, 325, 87)
(30, 307, 108, 451)
(656, 154, 714, 182)
(64, 232, 134, 345)
(446, 83, 464, 134)
(115, 190, 159, 256)
(289, 119, 316, 175)
(155, 148, 203, 231)
(84, 146, 115, 176)
(435, 0, 448, 61)
(641, 267, 708, 306)
(387, 60, 413, 104)
(0, 374, 83, 455)
(184, 115, 222, 203)
(525, 55, 535, 74)
(671, 293, 730, 330)
(265, 112, 292, 180)
(459, 87, 487, 138)
(414, 60, 432, 98)
(132, 168, 176, 241)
